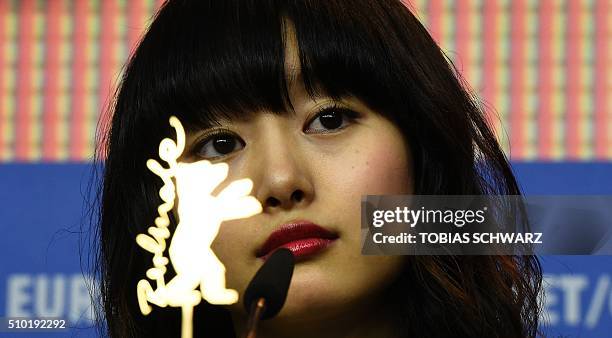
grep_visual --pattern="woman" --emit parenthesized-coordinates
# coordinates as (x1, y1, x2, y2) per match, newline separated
(93, 0, 542, 337)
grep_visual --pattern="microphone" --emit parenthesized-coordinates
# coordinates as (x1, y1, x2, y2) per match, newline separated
(243, 248, 295, 338)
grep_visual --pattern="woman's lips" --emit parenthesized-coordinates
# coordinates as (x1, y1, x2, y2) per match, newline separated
(257, 221, 339, 261)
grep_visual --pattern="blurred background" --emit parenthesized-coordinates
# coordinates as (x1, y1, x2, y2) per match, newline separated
(0, 0, 610, 336)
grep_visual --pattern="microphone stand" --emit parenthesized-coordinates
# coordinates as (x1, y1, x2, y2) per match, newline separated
(245, 297, 266, 338)
(242, 248, 294, 338)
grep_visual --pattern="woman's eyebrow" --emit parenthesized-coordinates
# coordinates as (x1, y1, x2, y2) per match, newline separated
(201, 109, 256, 127)
(184, 117, 232, 134)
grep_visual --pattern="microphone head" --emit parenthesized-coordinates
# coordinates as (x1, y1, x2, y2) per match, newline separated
(243, 248, 295, 319)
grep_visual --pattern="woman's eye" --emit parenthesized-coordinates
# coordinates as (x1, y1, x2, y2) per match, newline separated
(304, 108, 356, 133)
(196, 132, 244, 159)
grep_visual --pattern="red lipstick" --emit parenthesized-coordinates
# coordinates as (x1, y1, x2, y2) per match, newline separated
(257, 221, 338, 261)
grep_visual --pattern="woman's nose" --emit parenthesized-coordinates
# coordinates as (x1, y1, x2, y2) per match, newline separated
(250, 131, 314, 213)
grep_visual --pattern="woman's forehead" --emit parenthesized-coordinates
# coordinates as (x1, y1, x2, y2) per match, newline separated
(283, 21, 301, 84)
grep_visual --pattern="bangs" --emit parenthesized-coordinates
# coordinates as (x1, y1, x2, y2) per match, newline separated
(288, 0, 418, 113)
(131, 0, 287, 130)
(127, 0, 419, 130)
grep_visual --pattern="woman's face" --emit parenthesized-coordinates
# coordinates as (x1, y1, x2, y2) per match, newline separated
(180, 36, 414, 326)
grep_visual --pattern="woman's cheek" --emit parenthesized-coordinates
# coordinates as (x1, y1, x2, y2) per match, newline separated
(211, 221, 255, 292)
(323, 138, 413, 198)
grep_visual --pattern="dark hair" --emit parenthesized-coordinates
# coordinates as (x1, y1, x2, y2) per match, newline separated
(92, 0, 542, 337)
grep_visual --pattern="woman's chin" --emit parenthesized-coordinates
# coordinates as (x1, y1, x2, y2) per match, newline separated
(272, 267, 354, 321)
